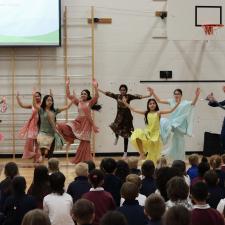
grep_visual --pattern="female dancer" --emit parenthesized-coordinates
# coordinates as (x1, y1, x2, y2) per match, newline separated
(98, 85, 150, 158)
(122, 97, 180, 164)
(0, 96, 7, 141)
(33, 93, 72, 160)
(17, 91, 42, 162)
(57, 78, 101, 163)
(149, 87, 200, 161)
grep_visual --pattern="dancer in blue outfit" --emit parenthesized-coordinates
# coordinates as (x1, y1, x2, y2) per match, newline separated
(148, 87, 200, 161)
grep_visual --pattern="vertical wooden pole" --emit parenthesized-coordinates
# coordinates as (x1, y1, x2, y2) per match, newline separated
(11, 48, 16, 160)
(91, 6, 96, 158)
(63, 6, 69, 162)
(37, 48, 42, 91)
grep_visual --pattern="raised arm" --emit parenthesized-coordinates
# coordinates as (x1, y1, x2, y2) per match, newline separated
(32, 90, 40, 111)
(148, 87, 169, 104)
(121, 97, 145, 115)
(57, 101, 73, 113)
(16, 92, 32, 109)
(159, 99, 181, 115)
(191, 88, 200, 106)
(66, 77, 79, 104)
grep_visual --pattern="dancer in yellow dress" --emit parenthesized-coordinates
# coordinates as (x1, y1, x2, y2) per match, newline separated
(122, 97, 180, 164)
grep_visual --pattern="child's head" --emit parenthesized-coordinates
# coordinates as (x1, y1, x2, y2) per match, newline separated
(100, 158, 117, 174)
(49, 172, 65, 195)
(100, 211, 128, 225)
(141, 160, 155, 178)
(115, 160, 130, 183)
(21, 209, 51, 225)
(72, 199, 95, 225)
(144, 193, 165, 221)
(12, 176, 26, 196)
(204, 170, 218, 187)
(84, 160, 96, 173)
(163, 205, 191, 225)
(188, 154, 199, 166)
(171, 160, 186, 176)
(198, 161, 210, 177)
(156, 157, 167, 169)
(127, 157, 139, 170)
(4, 162, 19, 179)
(144, 98, 159, 124)
(191, 181, 208, 203)
(209, 155, 222, 170)
(75, 162, 89, 177)
(221, 154, 225, 165)
(120, 182, 138, 201)
(33, 165, 49, 184)
(167, 176, 189, 202)
(48, 158, 59, 173)
(89, 169, 104, 188)
(126, 174, 141, 190)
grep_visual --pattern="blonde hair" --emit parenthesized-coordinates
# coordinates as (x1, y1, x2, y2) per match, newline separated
(48, 158, 59, 173)
(127, 156, 139, 169)
(75, 162, 89, 177)
(209, 155, 222, 170)
(21, 209, 50, 225)
(126, 174, 141, 189)
(188, 154, 199, 166)
(156, 157, 167, 169)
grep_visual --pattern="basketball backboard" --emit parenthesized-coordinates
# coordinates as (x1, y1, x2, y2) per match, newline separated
(167, 0, 225, 40)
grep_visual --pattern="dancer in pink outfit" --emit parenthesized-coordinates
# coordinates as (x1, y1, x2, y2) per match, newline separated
(17, 91, 42, 162)
(58, 78, 101, 164)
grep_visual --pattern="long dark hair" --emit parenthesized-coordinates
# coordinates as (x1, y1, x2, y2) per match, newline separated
(82, 89, 101, 111)
(40, 95, 55, 112)
(144, 98, 159, 124)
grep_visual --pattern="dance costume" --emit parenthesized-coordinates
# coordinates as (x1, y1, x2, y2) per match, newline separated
(58, 96, 98, 163)
(208, 100, 225, 153)
(37, 108, 64, 152)
(18, 107, 41, 161)
(160, 99, 194, 160)
(131, 112, 161, 164)
(105, 92, 142, 138)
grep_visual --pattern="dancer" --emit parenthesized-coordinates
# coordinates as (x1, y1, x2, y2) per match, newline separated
(57, 78, 101, 164)
(98, 85, 150, 158)
(207, 85, 225, 153)
(33, 92, 72, 161)
(17, 91, 42, 162)
(122, 97, 180, 164)
(0, 96, 7, 142)
(149, 87, 200, 161)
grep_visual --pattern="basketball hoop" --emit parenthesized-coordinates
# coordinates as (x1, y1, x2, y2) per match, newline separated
(202, 24, 224, 35)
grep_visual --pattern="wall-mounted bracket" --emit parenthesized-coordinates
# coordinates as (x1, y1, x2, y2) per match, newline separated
(155, 11, 167, 19)
(87, 18, 112, 24)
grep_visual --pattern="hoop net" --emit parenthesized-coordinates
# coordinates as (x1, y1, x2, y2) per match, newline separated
(202, 24, 224, 35)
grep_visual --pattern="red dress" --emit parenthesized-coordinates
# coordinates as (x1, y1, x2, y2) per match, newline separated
(57, 96, 98, 163)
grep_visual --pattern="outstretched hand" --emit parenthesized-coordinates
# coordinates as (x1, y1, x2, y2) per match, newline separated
(206, 92, 215, 101)
(66, 77, 70, 86)
(195, 88, 201, 97)
(92, 79, 98, 88)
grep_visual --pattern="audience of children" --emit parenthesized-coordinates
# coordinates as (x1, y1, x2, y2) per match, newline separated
(67, 162, 91, 202)
(2, 154, 225, 225)
(127, 157, 141, 175)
